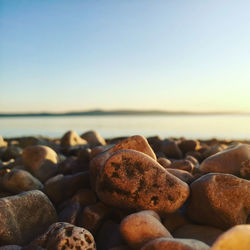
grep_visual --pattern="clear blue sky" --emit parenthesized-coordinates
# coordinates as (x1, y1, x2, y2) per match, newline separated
(1, 0, 250, 113)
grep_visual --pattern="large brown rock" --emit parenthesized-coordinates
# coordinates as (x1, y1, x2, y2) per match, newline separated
(120, 210, 172, 249)
(0, 169, 43, 194)
(90, 135, 156, 191)
(22, 145, 58, 182)
(187, 173, 250, 229)
(200, 144, 250, 175)
(141, 238, 210, 250)
(0, 190, 57, 246)
(96, 149, 189, 215)
(211, 224, 250, 250)
(28, 222, 96, 250)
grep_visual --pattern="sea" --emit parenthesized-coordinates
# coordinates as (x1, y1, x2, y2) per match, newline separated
(1, 115, 250, 140)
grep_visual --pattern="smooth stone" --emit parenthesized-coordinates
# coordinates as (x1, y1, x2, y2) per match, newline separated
(58, 201, 81, 224)
(77, 202, 112, 235)
(96, 149, 190, 215)
(178, 139, 200, 154)
(44, 171, 90, 204)
(120, 210, 172, 249)
(81, 130, 106, 147)
(28, 222, 96, 250)
(240, 159, 250, 179)
(0, 169, 43, 194)
(211, 224, 250, 250)
(22, 145, 58, 182)
(187, 173, 250, 229)
(70, 189, 97, 207)
(166, 168, 194, 183)
(1, 146, 22, 161)
(0, 136, 7, 148)
(161, 139, 183, 159)
(0, 190, 57, 246)
(168, 159, 194, 173)
(61, 130, 88, 147)
(147, 136, 163, 153)
(90, 135, 156, 191)
(200, 144, 250, 175)
(141, 238, 210, 250)
(173, 224, 224, 246)
(157, 157, 171, 168)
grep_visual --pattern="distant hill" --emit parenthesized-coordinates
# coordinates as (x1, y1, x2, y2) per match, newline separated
(0, 109, 248, 117)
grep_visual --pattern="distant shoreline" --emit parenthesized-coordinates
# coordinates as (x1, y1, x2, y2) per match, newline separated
(0, 110, 249, 117)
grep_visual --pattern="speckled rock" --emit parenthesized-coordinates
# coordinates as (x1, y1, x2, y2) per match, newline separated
(187, 173, 250, 229)
(141, 238, 210, 250)
(240, 159, 250, 179)
(61, 130, 88, 148)
(0, 169, 43, 194)
(211, 224, 250, 250)
(90, 135, 156, 191)
(28, 222, 96, 250)
(0, 190, 57, 246)
(81, 130, 106, 147)
(22, 145, 58, 182)
(173, 224, 224, 246)
(200, 144, 250, 175)
(120, 210, 172, 249)
(96, 149, 189, 215)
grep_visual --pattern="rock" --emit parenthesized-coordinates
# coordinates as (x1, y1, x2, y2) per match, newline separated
(141, 238, 210, 250)
(1, 146, 22, 161)
(187, 173, 250, 229)
(58, 202, 81, 224)
(61, 130, 88, 148)
(77, 202, 112, 235)
(211, 224, 250, 250)
(81, 130, 106, 147)
(90, 145, 113, 159)
(0, 190, 57, 246)
(147, 136, 162, 153)
(157, 157, 171, 168)
(90, 135, 156, 191)
(161, 139, 183, 159)
(0, 136, 7, 148)
(168, 159, 194, 173)
(0, 246, 22, 250)
(162, 211, 190, 233)
(96, 149, 189, 215)
(173, 224, 223, 246)
(240, 159, 250, 179)
(178, 139, 200, 154)
(28, 222, 96, 250)
(200, 144, 250, 175)
(22, 145, 58, 182)
(202, 144, 227, 159)
(166, 169, 194, 184)
(0, 169, 43, 194)
(44, 171, 90, 205)
(120, 210, 172, 249)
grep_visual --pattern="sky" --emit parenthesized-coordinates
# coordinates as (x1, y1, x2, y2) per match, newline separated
(0, 0, 250, 113)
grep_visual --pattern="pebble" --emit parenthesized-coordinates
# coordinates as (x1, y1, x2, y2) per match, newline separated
(0, 190, 57, 246)
(187, 173, 250, 229)
(81, 130, 106, 147)
(120, 210, 172, 249)
(96, 149, 190, 215)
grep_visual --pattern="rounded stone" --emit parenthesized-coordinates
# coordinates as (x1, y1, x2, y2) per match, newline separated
(141, 238, 210, 250)
(61, 130, 88, 147)
(81, 130, 106, 147)
(96, 149, 190, 215)
(22, 145, 58, 182)
(0, 169, 43, 194)
(211, 224, 250, 250)
(0, 190, 57, 246)
(120, 210, 172, 249)
(200, 144, 250, 175)
(187, 173, 250, 229)
(28, 222, 96, 250)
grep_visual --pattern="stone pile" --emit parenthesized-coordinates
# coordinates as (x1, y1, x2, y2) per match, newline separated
(0, 131, 249, 250)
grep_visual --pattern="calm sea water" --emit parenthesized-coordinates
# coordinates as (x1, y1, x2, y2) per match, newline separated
(1, 115, 250, 140)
